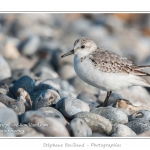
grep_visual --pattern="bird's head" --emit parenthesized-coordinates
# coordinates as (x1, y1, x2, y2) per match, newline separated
(61, 37, 97, 58)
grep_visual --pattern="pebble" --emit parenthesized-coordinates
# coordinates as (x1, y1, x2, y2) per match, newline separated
(0, 94, 25, 115)
(27, 114, 70, 136)
(13, 126, 44, 137)
(138, 130, 150, 137)
(20, 110, 45, 124)
(38, 107, 67, 125)
(125, 118, 150, 134)
(111, 124, 137, 137)
(0, 102, 7, 108)
(0, 82, 9, 95)
(128, 110, 150, 121)
(0, 55, 11, 80)
(74, 112, 112, 134)
(10, 75, 35, 98)
(18, 35, 40, 56)
(2, 42, 21, 60)
(0, 123, 16, 137)
(68, 118, 92, 137)
(32, 60, 59, 79)
(31, 89, 60, 110)
(112, 99, 142, 115)
(55, 97, 90, 119)
(77, 92, 99, 109)
(0, 107, 19, 124)
(58, 64, 76, 79)
(69, 76, 99, 95)
(11, 69, 32, 81)
(91, 106, 128, 125)
(36, 78, 61, 92)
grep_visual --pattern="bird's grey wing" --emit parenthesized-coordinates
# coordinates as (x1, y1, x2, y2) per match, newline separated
(89, 49, 150, 76)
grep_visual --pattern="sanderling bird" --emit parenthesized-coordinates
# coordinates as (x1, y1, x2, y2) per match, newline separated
(61, 37, 150, 107)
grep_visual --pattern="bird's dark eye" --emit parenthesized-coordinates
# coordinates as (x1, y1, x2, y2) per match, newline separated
(81, 45, 85, 49)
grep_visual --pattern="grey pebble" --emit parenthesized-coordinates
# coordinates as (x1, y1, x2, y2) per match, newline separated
(58, 64, 76, 79)
(31, 89, 60, 110)
(125, 118, 150, 134)
(77, 92, 99, 109)
(27, 114, 70, 136)
(0, 94, 25, 115)
(128, 110, 150, 121)
(36, 78, 61, 92)
(0, 83, 9, 95)
(0, 102, 7, 108)
(20, 110, 45, 124)
(111, 124, 137, 137)
(18, 35, 40, 56)
(10, 75, 35, 98)
(68, 118, 92, 137)
(55, 97, 90, 119)
(13, 126, 44, 137)
(0, 123, 16, 137)
(38, 107, 67, 125)
(74, 112, 112, 134)
(91, 106, 128, 125)
(0, 107, 19, 124)
(0, 55, 11, 80)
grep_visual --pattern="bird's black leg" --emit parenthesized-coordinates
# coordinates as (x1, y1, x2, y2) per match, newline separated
(96, 91, 112, 107)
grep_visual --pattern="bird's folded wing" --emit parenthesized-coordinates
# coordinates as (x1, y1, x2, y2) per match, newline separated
(89, 49, 150, 76)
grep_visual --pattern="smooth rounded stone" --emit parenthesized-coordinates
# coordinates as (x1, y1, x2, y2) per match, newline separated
(10, 75, 35, 98)
(55, 97, 90, 119)
(59, 90, 77, 98)
(0, 123, 16, 137)
(77, 92, 99, 109)
(69, 76, 99, 94)
(11, 69, 32, 81)
(74, 112, 112, 134)
(31, 89, 60, 110)
(68, 118, 92, 137)
(0, 102, 7, 108)
(91, 106, 128, 125)
(125, 118, 150, 134)
(32, 60, 59, 79)
(111, 124, 137, 137)
(13, 126, 44, 137)
(60, 80, 76, 93)
(0, 94, 25, 115)
(112, 99, 142, 115)
(0, 108, 18, 124)
(35, 67, 59, 79)
(51, 46, 74, 70)
(20, 110, 45, 124)
(128, 110, 150, 121)
(18, 35, 40, 56)
(58, 64, 76, 79)
(38, 107, 67, 125)
(36, 78, 61, 92)
(0, 55, 11, 80)
(0, 82, 9, 94)
(8, 56, 38, 70)
(27, 115, 70, 136)
(2, 42, 21, 60)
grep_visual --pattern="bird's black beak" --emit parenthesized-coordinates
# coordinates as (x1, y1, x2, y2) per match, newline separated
(61, 49, 74, 58)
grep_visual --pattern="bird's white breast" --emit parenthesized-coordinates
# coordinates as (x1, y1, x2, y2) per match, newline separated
(74, 55, 145, 91)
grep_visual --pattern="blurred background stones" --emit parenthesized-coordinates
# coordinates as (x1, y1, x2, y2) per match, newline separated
(0, 13, 150, 137)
